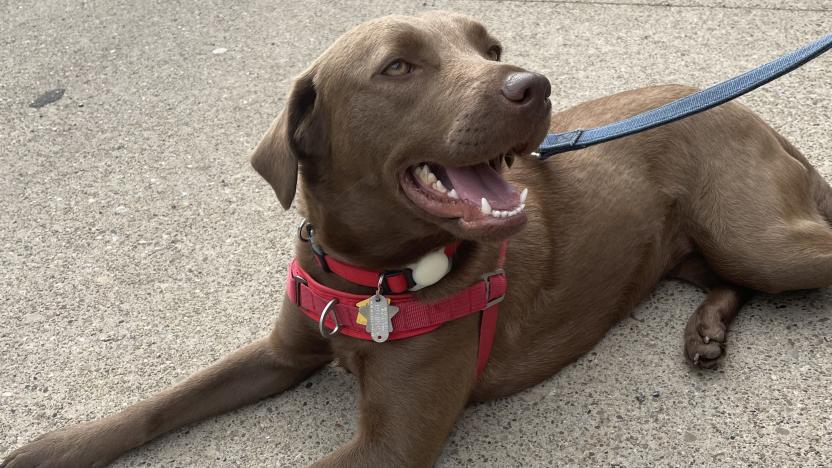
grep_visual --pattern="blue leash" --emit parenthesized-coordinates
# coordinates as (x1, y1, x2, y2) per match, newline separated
(534, 33, 832, 160)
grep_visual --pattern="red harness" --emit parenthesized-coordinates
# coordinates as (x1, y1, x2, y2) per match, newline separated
(287, 241, 508, 377)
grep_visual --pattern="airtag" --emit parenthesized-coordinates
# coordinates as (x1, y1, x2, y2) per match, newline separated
(407, 249, 451, 290)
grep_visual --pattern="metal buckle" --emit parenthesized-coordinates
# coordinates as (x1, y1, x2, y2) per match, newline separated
(318, 298, 340, 337)
(292, 275, 308, 308)
(292, 273, 339, 338)
(481, 268, 505, 309)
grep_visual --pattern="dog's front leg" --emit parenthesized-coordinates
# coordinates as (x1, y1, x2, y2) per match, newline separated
(313, 317, 479, 468)
(2, 303, 331, 468)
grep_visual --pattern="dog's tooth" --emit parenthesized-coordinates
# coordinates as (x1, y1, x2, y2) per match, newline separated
(513, 204, 526, 215)
(448, 189, 459, 199)
(492, 210, 501, 218)
(416, 165, 427, 182)
(481, 198, 492, 215)
(520, 188, 528, 204)
(427, 172, 437, 184)
(434, 180, 447, 193)
(419, 168, 430, 185)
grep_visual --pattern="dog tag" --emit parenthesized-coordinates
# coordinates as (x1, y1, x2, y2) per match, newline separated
(360, 294, 398, 343)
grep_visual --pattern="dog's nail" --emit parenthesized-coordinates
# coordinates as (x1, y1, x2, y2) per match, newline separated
(704, 336, 710, 344)
(481, 198, 492, 215)
(520, 187, 528, 203)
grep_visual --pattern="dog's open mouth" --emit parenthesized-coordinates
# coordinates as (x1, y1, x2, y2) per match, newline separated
(400, 155, 527, 230)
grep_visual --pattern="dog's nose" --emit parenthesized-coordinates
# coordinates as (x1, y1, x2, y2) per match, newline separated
(500, 72, 551, 106)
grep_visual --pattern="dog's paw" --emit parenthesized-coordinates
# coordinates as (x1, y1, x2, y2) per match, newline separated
(683, 304, 728, 369)
(2, 423, 117, 468)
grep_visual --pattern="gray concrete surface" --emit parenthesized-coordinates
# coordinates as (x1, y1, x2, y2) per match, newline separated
(2, 0, 831, 466)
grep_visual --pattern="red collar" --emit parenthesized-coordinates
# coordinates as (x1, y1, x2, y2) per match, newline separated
(287, 239, 508, 377)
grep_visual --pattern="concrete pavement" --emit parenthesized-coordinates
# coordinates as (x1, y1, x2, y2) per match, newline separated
(1, 0, 831, 466)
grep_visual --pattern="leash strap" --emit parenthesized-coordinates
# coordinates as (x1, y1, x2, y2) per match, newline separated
(535, 33, 832, 159)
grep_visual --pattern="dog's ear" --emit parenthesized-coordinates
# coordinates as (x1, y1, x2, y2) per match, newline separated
(251, 68, 326, 209)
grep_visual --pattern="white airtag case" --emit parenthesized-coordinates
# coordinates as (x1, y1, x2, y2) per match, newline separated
(406, 249, 451, 291)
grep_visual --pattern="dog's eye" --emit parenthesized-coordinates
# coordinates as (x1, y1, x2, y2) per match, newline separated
(382, 59, 413, 76)
(487, 45, 502, 61)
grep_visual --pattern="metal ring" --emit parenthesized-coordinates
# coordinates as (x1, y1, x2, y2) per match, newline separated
(318, 299, 340, 337)
(298, 218, 312, 242)
(375, 274, 385, 296)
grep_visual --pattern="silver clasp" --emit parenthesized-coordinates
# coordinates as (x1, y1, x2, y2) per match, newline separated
(481, 269, 505, 309)
(292, 275, 308, 308)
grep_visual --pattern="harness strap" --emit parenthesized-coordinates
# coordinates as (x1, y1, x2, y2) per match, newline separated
(535, 33, 832, 159)
(475, 240, 509, 376)
(310, 236, 461, 294)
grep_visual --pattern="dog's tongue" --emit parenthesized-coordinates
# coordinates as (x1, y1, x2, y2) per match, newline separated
(441, 163, 517, 209)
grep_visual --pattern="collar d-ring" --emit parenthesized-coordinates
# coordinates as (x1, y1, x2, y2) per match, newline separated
(318, 298, 340, 337)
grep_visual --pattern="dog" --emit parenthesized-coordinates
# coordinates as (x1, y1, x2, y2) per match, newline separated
(5, 11, 832, 468)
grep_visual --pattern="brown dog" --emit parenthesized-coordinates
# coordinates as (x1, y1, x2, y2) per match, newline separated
(4, 11, 832, 468)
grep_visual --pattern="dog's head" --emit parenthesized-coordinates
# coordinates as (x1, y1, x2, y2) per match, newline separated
(252, 12, 551, 263)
